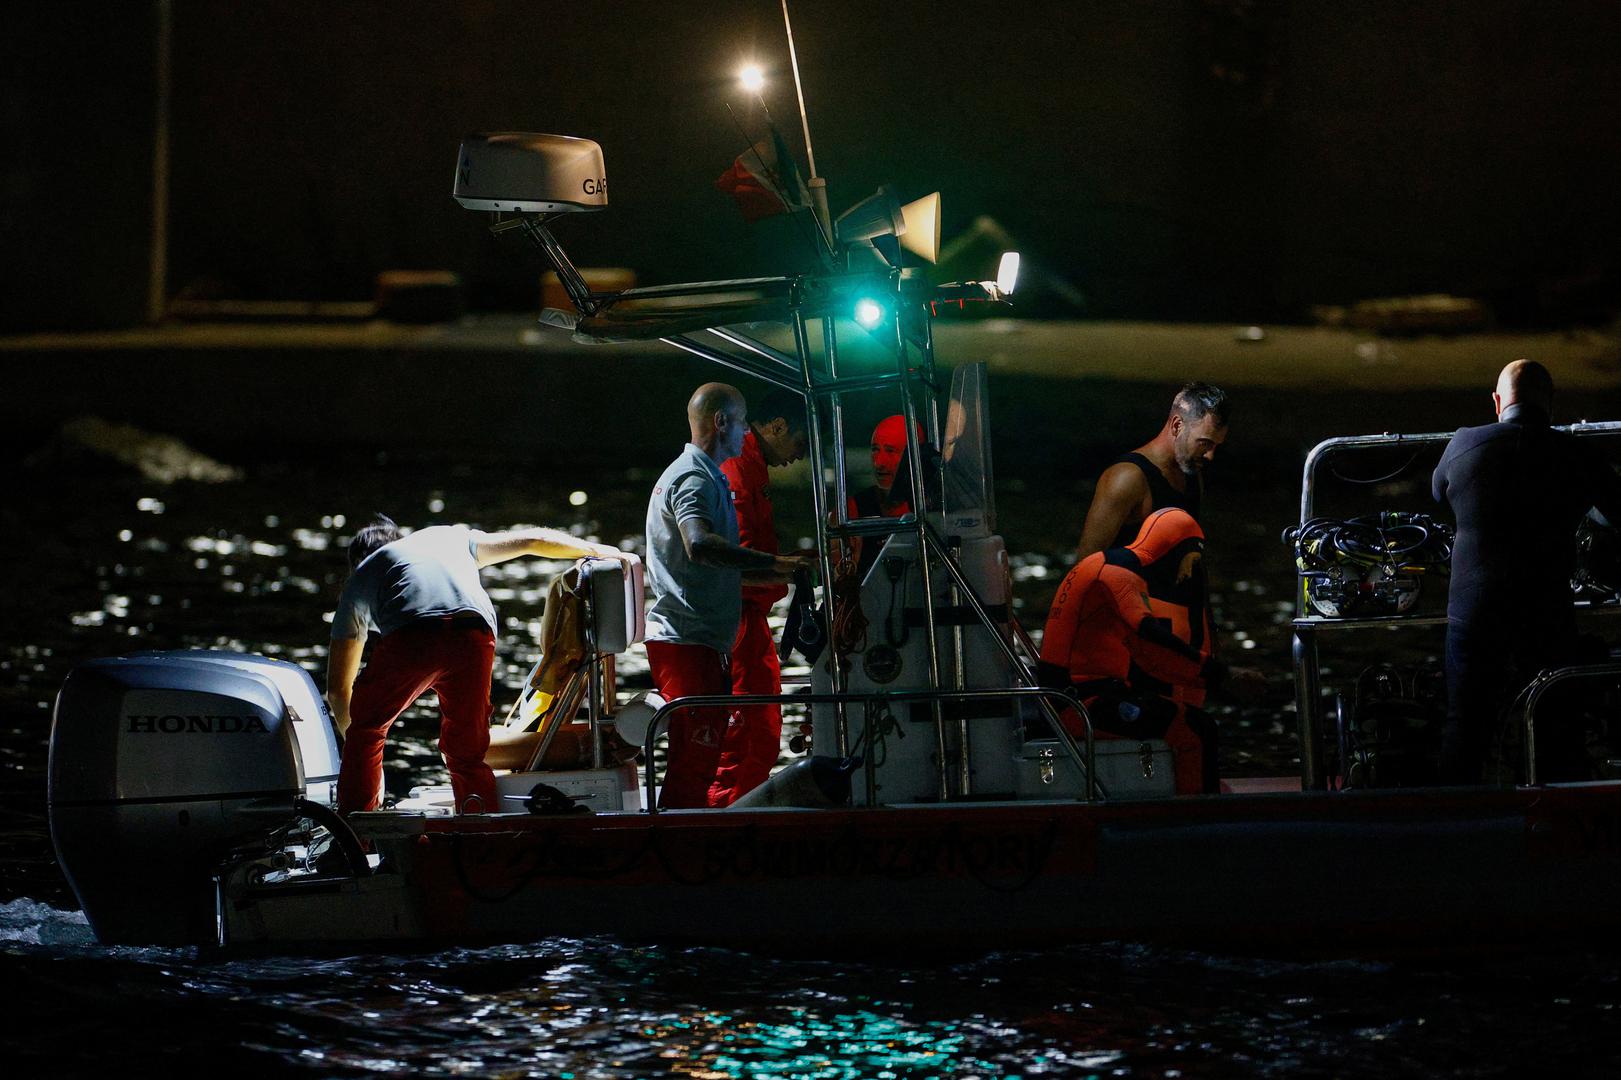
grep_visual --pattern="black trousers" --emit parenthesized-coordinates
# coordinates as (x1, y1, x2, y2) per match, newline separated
(1441, 606, 1577, 784)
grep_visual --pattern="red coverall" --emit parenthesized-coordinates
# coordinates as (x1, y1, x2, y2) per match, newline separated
(708, 429, 789, 806)
(1038, 509, 1222, 794)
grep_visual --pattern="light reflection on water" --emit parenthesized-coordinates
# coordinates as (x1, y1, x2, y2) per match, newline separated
(4, 897, 1619, 1078)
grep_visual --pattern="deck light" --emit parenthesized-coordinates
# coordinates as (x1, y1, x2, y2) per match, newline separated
(835, 187, 941, 265)
(738, 64, 766, 94)
(929, 251, 1022, 313)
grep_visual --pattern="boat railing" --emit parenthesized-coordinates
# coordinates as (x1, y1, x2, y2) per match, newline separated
(1520, 660, 1621, 785)
(1298, 422, 1621, 524)
(639, 686, 1099, 812)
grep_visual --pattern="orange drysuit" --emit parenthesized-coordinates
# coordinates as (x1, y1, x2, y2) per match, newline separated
(1038, 508, 1225, 794)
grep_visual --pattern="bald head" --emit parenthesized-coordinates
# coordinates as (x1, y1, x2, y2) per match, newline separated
(1494, 359, 1553, 417)
(686, 382, 748, 463)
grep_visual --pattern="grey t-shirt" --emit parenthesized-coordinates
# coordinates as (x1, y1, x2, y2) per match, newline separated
(645, 443, 741, 652)
(331, 524, 497, 640)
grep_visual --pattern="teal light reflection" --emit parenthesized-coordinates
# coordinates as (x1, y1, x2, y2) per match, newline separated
(705, 1007, 1006, 1079)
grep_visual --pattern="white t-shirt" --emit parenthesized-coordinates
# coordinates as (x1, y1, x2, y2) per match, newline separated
(331, 525, 497, 639)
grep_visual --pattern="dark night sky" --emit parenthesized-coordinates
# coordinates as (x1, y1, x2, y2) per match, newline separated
(6, 1, 1621, 329)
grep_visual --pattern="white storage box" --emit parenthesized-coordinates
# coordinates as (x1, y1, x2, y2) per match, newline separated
(1013, 738, 1176, 800)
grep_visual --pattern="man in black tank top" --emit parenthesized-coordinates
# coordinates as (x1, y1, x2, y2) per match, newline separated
(1076, 383, 1230, 562)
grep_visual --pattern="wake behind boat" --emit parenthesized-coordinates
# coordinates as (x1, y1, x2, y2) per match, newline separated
(45, 130, 1621, 954)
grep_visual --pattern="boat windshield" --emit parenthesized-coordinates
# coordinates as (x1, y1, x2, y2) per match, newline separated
(941, 362, 996, 532)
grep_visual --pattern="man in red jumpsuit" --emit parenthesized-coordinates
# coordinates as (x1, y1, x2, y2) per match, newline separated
(1039, 508, 1259, 794)
(708, 388, 809, 806)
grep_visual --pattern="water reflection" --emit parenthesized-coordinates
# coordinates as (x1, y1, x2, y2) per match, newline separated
(3, 895, 1620, 1077)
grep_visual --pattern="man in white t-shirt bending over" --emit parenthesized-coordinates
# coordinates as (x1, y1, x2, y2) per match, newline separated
(327, 515, 627, 815)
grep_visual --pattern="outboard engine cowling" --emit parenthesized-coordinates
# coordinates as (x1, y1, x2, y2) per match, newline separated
(131, 650, 342, 806)
(48, 653, 316, 945)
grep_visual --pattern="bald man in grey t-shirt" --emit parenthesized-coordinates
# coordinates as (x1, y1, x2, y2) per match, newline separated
(644, 383, 800, 809)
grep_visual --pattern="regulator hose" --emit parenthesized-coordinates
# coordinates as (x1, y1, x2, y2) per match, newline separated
(1283, 512, 1454, 573)
(1283, 512, 1455, 617)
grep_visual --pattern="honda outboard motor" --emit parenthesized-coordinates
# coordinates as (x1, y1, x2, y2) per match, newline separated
(48, 652, 337, 945)
(142, 650, 343, 806)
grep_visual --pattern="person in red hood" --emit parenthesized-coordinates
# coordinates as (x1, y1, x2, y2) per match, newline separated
(708, 387, 810, 806)
(842, 414, 924, 581)
(1039, 508, 1261, 794)
(854, 414, 918, 517)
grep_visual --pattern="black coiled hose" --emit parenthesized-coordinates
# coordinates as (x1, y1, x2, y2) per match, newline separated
(1283, 512, 1454, 573)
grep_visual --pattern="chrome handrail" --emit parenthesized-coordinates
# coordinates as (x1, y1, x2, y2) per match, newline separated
(1298, 422, 1621, 532)
(639, 686, 1097, 813)
(1520, 660, 1621, 785)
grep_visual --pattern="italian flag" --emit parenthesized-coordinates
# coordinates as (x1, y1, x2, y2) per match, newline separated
(715, 126, 811, 222)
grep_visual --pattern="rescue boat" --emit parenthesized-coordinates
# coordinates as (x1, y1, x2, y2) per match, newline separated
(45, 132, 1621, 953)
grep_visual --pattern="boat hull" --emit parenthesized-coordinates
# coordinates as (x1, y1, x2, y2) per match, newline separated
(220, 784, 1621, 952)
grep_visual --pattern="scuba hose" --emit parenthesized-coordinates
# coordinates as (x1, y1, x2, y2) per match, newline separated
(1283, 512, 1454, 617)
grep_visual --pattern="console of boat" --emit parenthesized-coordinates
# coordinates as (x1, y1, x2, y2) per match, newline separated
(45, 133, 1621, 953)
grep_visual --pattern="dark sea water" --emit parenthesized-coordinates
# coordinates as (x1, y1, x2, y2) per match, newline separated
(4, 451, 1620, 1078)
(6, 896, 1621, 1079)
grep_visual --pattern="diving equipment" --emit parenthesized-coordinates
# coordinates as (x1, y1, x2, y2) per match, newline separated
(1285, 512, 1454, 618)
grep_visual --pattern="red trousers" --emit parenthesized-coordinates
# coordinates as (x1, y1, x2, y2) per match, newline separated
(709, 602, 783, 807)
(337, 620, 498, 815)
(646, 639, 731, 809)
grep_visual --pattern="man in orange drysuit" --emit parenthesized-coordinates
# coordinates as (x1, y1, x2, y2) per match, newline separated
(708, 387, 809, 806)
(1038, 508, 1234, 794)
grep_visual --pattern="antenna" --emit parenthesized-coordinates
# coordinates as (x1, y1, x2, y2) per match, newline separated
(781, 0, 832, 246)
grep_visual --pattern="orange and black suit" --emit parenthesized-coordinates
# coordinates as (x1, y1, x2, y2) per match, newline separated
(1038, 508, 1226, 794)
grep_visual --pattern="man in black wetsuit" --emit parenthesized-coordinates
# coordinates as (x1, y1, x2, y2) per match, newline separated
(1432, 359, 1621, 784)
(1075, 382, 1229, 563)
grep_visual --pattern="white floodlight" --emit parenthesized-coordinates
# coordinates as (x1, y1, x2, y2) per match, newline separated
(738, 64, 766, 94)
(995, 251, 1021, 296)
